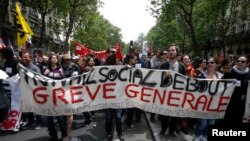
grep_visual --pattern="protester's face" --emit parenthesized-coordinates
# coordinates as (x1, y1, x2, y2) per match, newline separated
(42, 56, 48, 63)
(134, 48, 140, 56)
(156, 50, 161, 57)
(182, 55, 191, 66)
(21, 53, 32, 64)
(130, 56, 137, 65)
(78, 58, 87, 67)
(88, 58, 95, 67)
(200, 59, 207, 68)
(236, 56, 247, 70)
(224, 62, 232, 70)
(161, 52, 168, 60)
(51, 55, 58, 64)
(148, 53, 154, 59)
(168, 46, 177, 60)
(206, 58, 216, 71)
(63, 58, 71, 65)
(228, 54, 234, 61)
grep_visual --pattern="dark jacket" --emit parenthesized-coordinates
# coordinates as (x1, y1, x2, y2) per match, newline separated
(221, 68, 249, 126)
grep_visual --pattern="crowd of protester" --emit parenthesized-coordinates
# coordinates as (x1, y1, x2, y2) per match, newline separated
(1, 43, 250, 141)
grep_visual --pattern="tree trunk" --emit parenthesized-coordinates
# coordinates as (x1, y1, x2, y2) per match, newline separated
(185, 15, 199, 56)
(189, 23, 199, 56)
(64, 7, 76, 51)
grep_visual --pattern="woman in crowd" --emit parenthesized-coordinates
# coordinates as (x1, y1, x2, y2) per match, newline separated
(123, 53, 139, 128)
(220, 56, 249, 127)
(194, 57, 223, 141)
(180, 55, 196, 141)
(219, 59, 232, 75)
(194, 57, 206, 76)
(78, 57, 91, 73)
(181, 55, 196, 77)
(43, 54, 67, 141)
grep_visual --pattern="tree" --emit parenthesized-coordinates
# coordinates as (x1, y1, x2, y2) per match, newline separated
(135, 33, 145, 50)
(149, 0, 199, 55)
(73, 13, 122, 51)
(55, 0, 98, 51)
(146, 18, 182, 51)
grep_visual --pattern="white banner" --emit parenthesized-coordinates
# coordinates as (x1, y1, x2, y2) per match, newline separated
(0, 75, 21, 131)
(19, 65, 236, 119)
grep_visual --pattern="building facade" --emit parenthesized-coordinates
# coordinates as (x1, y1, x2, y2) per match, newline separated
(0, 0, 65, 56)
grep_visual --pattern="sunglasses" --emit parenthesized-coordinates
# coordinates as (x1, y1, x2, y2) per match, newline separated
(110, 51, 116, 54)
(206, 62, 215, 65)
(237, 60, 246, 63)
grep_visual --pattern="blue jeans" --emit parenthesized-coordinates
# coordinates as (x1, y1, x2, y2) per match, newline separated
(195, 119, 216, 138)
(46, 116, 67, 139)
(105, 109, 123, 135)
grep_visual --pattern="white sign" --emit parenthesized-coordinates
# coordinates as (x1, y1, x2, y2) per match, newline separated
(0, 75, 21, 131)
(19, 65, 236, 119)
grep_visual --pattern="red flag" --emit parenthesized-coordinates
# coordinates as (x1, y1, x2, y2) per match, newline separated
(74, 42, 123, 61)
(114, 43, 123, 61)
(74, 42, 83, 55)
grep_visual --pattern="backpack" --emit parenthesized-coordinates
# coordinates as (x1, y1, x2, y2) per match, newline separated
(0, 79, 10, 121)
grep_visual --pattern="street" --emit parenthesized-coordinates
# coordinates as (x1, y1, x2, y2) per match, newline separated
(0, 111, 155, 141)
